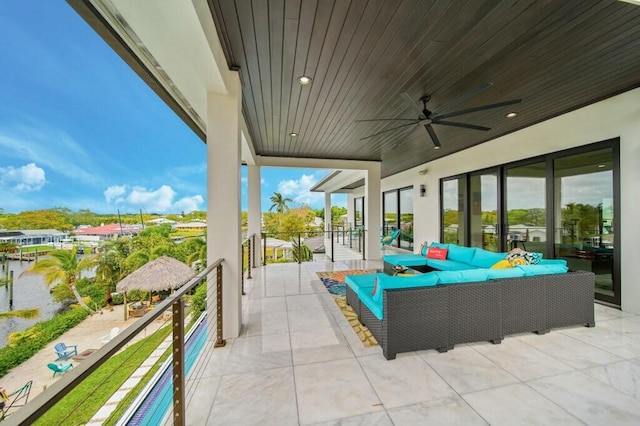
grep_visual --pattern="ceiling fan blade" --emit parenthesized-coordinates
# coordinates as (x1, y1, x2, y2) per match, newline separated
(432, 99, 522, 120)
(355, 118, 418, 122)
(424, 124, 441, 149)
(432, 119, 491, 132)
(430, 82, 493, 119)
(360, 122, 417, 140)
(401, 92, 426, 119)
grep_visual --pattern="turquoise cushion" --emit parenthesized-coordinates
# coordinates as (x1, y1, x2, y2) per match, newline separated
(433, 271, 465, 283)
(516, 264, 568, 276)
(383, 254, 428, 267)
(469, 249, 507, 268)
(430, 242, 450, 250)
(447, 244, 477, 264)
(435, 269, 489, 284)
(344, 273, 381, 293)
(373, 273, 439, 301)
(425, 259, 473, 271)
(538, 259, 568, 267)
(486, 268, 526, 279)
(359, 289, 383, 320)
(458, 269, 490, 282)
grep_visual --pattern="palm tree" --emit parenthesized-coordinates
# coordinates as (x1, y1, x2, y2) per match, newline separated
(269, 192, 293, 213)
(22, 247, 98, 313)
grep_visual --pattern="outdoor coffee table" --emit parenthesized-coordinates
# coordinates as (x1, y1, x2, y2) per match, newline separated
(72, 349, 97, 361)
(391, 265, 422, 276)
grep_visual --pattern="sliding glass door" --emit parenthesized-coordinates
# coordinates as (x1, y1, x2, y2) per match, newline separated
(504, 162, 547, 258)
(441, 177, 466, 245)
(553, 148, 617, 304)
(439, 140, 619, 306)
(469, 170, 499, 251)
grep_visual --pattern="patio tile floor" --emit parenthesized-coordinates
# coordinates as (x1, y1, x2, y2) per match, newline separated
(186, 260, 640, 425)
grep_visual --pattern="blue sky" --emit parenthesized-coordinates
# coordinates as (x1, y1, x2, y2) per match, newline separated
(0, 2, 345, 215)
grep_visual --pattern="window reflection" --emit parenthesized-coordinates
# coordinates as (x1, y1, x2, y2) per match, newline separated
(554, 149, 614, 299)
(506, 162, 546, 257)
(442, 178, 465, 245)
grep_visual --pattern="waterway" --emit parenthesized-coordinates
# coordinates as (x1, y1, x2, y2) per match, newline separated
(0, 260, 95, 348)
(0, 260, 63, 348)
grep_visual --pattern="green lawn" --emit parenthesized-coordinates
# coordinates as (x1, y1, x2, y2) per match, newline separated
(34, 325, 172, 425)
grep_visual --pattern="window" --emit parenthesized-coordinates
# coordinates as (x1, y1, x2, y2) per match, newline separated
(439, 140, 619, 306)
(354, 197, 364, 228)
(441, 177, 466, 245)
(383, 186, 413, 250)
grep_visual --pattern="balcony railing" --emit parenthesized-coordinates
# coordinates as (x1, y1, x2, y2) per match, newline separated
(258, 228, 366, 264)
(7, 259, 226, 426)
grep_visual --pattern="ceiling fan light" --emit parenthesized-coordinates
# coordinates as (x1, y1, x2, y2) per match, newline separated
(506, 112, 518, 118)
(297, 76, 312, 85)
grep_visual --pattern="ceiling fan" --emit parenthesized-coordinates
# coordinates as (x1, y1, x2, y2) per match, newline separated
(356, 82, 522, 149)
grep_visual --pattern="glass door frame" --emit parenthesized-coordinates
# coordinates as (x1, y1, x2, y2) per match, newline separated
(439, 138, 621, 306)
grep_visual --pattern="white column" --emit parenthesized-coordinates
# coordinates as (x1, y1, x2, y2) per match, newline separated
(324, 192, 332, 233)
(365, 165, 382, 260)
(248, 165, 262, 266)
(206, 73, 242, 338)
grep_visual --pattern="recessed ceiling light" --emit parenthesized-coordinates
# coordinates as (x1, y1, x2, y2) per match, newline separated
(289, 132, 298, 137)
(598, 164, 605, 168)
(433, 146, 440, 150)
(297, 76, 312, 85)
(506, 112, 518, 118)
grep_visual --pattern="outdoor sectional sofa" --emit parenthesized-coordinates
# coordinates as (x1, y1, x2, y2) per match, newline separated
(345, 243, 595, 360)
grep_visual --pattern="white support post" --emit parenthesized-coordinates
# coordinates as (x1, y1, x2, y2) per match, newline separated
(206, 73, 242, 338)
(248, 165, 262, 266)
(365, 165, 382, 260)
(324, 192, 332, 233)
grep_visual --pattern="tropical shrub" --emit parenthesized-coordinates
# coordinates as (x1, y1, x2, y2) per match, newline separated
(0, 307, 88, 377)
(190, 282, 207, 314)
(291, 238, 312, 262)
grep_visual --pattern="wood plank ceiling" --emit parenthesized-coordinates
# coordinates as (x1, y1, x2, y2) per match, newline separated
(208, 0, 640, 178)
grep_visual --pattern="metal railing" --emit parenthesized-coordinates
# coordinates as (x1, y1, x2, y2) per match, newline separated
(260, 229, 366, 264)
(7, 260, 225, 426)
(241, 233, 257, 295)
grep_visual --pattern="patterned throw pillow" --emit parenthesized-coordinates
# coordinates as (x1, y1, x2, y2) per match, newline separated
(506, 248, 542, 266)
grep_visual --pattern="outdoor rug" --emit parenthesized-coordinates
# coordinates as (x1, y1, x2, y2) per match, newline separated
(317, 270, 378, 346)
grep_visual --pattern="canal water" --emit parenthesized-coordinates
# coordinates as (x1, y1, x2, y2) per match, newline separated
(0, 260, 63, 349)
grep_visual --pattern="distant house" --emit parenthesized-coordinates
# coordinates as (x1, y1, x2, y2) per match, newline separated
(147, 217, 178, 225)
(0, 229, 68, 246)
(174, 221, 207, 232)
(73, 223, 143, 244)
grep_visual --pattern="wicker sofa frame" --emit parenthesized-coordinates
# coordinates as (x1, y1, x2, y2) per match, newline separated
(347, 270, 595, 360)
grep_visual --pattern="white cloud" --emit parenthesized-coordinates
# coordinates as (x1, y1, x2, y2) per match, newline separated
(173, 195, 204, 213)
(128, 185, 176, 212)
(277, 174, 323, 207)
(0, 162, 46, 191)
(103, 183, 203, 213)
(104, 185, 126, 203)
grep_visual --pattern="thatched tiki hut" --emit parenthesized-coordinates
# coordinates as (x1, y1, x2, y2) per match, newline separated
(116, 255, 195, 320)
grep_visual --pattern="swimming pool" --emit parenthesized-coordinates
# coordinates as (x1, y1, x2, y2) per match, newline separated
(119, 313, 208, 425)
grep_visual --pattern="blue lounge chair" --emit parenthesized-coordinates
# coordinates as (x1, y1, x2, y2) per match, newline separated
(54, 343, 78, 361)
(47, 363, 73, 377)
(381, 229, 400, 247)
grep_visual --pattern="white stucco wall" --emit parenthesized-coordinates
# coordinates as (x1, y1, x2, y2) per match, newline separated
(351, 88, 640, 313)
